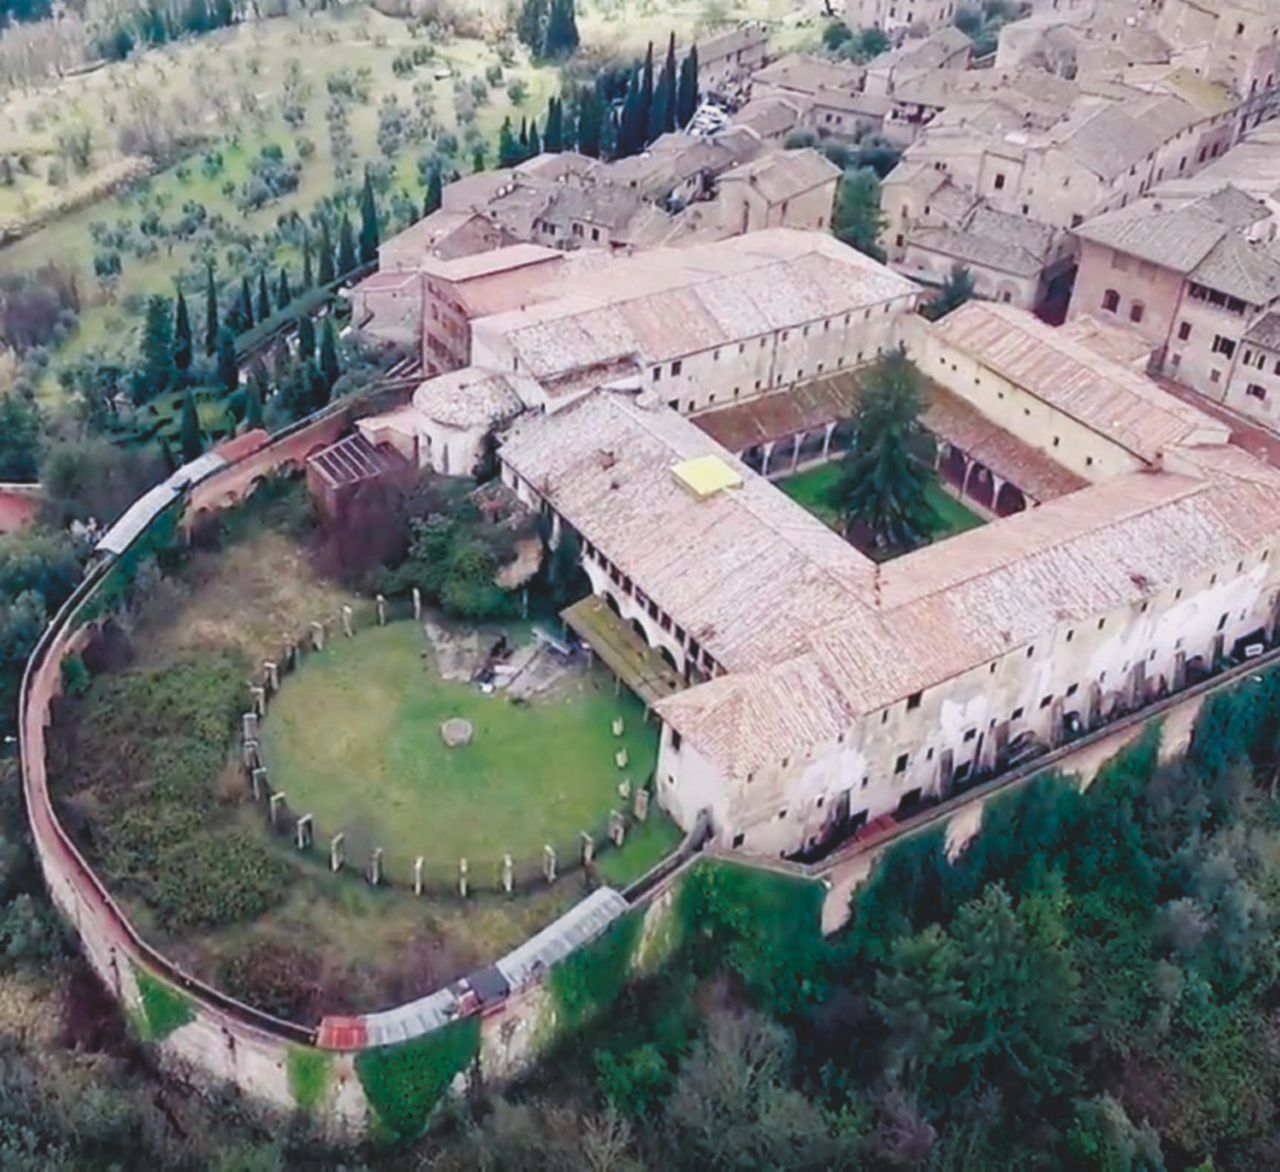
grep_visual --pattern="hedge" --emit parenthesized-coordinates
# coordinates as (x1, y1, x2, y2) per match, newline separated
(354, 1016, 480, 1139)
(287, 1047, 331, 1114)
(547, 907, 643, 1031)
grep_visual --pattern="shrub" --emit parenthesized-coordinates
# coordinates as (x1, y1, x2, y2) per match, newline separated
(134, 967, 195, 1040)
(355, 1017, 481, 1137)
(287, 1048, 331, 1113)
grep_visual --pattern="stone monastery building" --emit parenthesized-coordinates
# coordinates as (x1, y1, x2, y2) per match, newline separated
(357, 227, 1280, 859)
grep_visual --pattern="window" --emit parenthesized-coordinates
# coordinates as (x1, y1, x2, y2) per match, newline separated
(1211, 334, 1237, 359)
(1026, 645, 1035, 657)
(1011, 706, 1025, 721)
(1102, 289, 1120, 313)
(732, 832, 745, 848)
(1217, 613, 1228, 631)
(1247, 383, 1268, 401)
(1040, 695, 1053, 709)
(906, 691, 922, 711)
(994, 173, 1006, 190)
(963, 728, 976, 742)
(1129, 301, 1145, 324)
(894, 753, 909, 775)
(671, 359, 683, 376)
(670, 729, 682, 751)
(1178, 321, 1192, 341)
(652, 367, 661, 381)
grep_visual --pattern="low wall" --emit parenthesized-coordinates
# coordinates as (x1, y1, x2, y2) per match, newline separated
(19, 399, 1280, 1136)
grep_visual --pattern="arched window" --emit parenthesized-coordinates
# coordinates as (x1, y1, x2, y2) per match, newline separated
(1129, 301, 1145, 323)
(1102, 288, 1120, 312)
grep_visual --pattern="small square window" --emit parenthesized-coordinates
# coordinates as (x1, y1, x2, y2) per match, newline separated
(906, 691, 922, 711)
(963, 728, 976, 742)
(1066, 683, 1079, 697)
(894, 753, 909, 774)
(732, 832, 745, 848)
(1040, 695, 1053, 709)
(1011, 706, 1024, 721)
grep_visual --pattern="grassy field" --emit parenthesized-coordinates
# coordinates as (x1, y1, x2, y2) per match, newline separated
(260, 620, 664, 879)
(0, 1, 822, 405)
(778, 459, 986, 542)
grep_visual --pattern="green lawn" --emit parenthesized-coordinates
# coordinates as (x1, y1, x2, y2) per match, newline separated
(260, 621, 668, 882)
(777, 460, 986, 543)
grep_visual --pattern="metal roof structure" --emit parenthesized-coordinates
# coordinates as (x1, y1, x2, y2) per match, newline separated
(495, 886, 628, 994)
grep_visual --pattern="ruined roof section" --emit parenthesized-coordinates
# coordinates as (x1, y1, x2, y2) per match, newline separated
(930, 302, 1228, 462)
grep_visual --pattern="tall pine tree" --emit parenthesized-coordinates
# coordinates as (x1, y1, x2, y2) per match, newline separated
(215, 326, 239, 394)
(319, 317, 340, 390)
(677, 43, 699, 127)
(318, 220, 335, 284)
(541, 0, 579, 58)
(179, 389, 202, 462)
(544, 96, 564, 152)
(425, 165, 444, 214)
(618, 70, 645, 159)
(359, 169, 380, 265)
(204, 265, 218, 355)
(302, 239, 314, 289)
(137, 294, 173, 403)
(239, 275, 255, 330)
(577, 85, 602, 157)
(528, 118, 542, 156)
(516, 0, 547, 51)
(256, 271, 271, 322)
(640, 41, 655, 146)
(244, 379, 265, 431)
(337, 214, 357, 277)
(173, 289, 192, 377)
(651, 32, 676, 140)
(498, 116, 521, 168)
(276, 267, 291, 311)
(297, 314, 316, 362)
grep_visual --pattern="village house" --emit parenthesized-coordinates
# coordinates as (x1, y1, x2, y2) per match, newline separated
(695, 23, 772, 99)
(844, 0, 959, 38)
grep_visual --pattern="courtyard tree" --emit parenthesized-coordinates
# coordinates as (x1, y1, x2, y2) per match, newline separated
(215, 325, 239, 394)
(923, 264, 977, 321)
(833, 167, 887, 261)
(836, 350, 938, 552)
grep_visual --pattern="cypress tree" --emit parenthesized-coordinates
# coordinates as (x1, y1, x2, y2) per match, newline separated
(359, 169, 380, 265)
(651, 32, 676, 140)
(518, 116, 529, 155)
(337, 213, 357, 277)
(541, 0, 579, 59)
(276, 267, 291, 311)
(302, 239, 314, 289)
(239, 275, 254, 330)
(319, 316, 340, 390)
(472, 143, 486, 173)
(318, 220, 335, 284)
(297, 314, 316, 362)
(498, 117, 521, 168)
(179, 389, 203, 463)
(544, 96, 564, 152)
(204, 264, 218, 355)
(138, 294, 173, 403)
(158, 435, 177, 475)
(577, 85, 602, 157)
(215, 325, 239, 393)
(640, 42, 655, 145)
(528, 118, 542, 157)
(516, 0, 547, 51)
(173, 289, 192, 375)
(677, 43, 699, 127)
(244, 378, 265, 431)
(425, 165, 444, 214)
(256, 270, 271, 322)
(618, 71, 645, 158)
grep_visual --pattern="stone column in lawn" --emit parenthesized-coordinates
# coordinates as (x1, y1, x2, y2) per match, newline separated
(269, 791, 285, 826)
(367, 847, 383, 886)
(342, 605, 354, 638)
(295, 813, 313, 851)
(250, 767, 267, 801)
(610, 809, 626, 847)
(412, 587, 422, 621)
(263, 660, 280, 692)
(376, 594, 387, 626)
(502, 853, 514, 895)
(311, 621, 325, 651)
(242, 712, 259, 742)
(459, 857, 469, 898)
(242, 738, 260, 771)
(634, 786, 650, 822)
(330, 833, 345, 872)
(580, 831, 595, 865)
(543, 844, 556, 884)
(414, 856, 424, 896)
(249, 684, 266, 717)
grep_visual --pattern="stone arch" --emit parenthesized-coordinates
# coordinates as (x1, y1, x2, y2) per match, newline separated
(629, 618, 649, 645)
(658, 645, 678, 672)
(966, 463, 995, 511)
(995, 481, 1027, 517)
(941, 445, 968, 491)
(604, 592, 622, 617)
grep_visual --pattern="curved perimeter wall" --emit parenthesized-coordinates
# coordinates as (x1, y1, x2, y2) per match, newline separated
(17, 400, 1274, 1136)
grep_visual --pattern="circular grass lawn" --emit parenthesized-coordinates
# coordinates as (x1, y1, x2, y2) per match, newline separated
(260, 622, 662, 883)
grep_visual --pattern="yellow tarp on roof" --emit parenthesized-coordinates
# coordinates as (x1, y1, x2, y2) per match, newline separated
(671, 455, 742, 498)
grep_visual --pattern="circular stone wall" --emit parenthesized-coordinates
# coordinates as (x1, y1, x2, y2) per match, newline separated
(441, 717, 474, 747)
